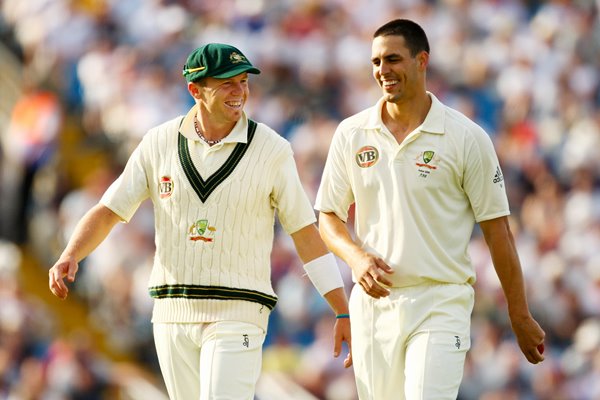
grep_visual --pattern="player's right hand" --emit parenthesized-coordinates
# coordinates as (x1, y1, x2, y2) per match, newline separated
(48, 257, 79, 299)
(351, 253, 394, 298)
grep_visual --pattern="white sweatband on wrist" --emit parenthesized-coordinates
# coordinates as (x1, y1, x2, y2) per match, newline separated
(303, 253, 344, 296)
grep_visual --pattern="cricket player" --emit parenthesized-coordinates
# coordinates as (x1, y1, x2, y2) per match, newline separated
(49, 43, 351, 399)
(315, 19, 545, 399)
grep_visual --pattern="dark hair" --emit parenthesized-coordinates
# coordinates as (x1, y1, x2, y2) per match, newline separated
(373, 19, 430, 57)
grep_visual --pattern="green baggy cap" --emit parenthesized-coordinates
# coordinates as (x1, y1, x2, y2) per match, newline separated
(183, 43, 261, 82)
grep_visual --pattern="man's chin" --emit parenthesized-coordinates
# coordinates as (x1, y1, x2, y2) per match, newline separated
(383, 93, 401, 103)
(226, 108, 244, 121)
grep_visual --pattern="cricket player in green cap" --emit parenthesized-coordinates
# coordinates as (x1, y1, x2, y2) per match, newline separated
(49, 43, 352, 399)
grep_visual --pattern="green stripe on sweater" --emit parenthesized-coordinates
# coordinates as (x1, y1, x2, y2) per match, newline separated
(149, 283, 277, 310)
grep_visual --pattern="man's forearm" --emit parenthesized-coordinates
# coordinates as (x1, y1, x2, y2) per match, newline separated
(323, 287, 350, 315)
(60, 203, 122, 262)
(318, 211, 364, 266)
(480, 217, 531, 319)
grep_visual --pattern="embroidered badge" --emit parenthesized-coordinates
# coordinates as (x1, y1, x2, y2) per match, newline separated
(415, 150, 437, 169)
(415, 150, 440, 178)
(159, 176, 174, 199)
(230, 52, 246, 64)
(188, 219, 216, 242)
(355, 146, 379, 168)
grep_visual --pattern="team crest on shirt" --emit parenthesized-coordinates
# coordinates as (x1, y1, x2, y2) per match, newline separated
(355, 146, 379, 168)
(159, 176, 174, 198)
(188, 219, 216, 242)
(414, 150, 440, 178)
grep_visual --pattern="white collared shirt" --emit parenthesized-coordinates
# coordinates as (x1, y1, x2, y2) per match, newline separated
(315, 92, 509, 287)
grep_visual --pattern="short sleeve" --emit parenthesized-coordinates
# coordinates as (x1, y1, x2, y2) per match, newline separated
(100, 142, 150, 222)
(462, 129, 510, 222)
(314, 125, 355, 222)
(270, 144, 317, 234)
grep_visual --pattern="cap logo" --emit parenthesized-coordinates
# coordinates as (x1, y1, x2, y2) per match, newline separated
(230, 52, 246, 64)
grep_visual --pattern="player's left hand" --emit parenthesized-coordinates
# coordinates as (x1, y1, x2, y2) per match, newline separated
(510, 313, 545, 364)
(333, 317, 352, 368)
(351, 252, 393, 299)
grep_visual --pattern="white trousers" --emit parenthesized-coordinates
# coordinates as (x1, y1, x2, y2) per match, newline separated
(350, 283, 474, 400)
(153, 321, 266, 400)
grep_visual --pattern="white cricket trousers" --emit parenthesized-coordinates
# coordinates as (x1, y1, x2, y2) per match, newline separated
(153, 321, 266, 400)
(350, 282, 474, 400)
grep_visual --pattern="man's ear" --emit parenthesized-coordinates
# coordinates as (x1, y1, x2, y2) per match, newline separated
(417, 51, 429, 70)
(188, 82, 201, 99)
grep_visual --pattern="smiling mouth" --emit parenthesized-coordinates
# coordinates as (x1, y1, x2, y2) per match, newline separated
(381, 79, 399, 90)
(225, 100, 243, 109)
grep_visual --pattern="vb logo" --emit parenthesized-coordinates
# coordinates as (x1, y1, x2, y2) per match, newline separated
(355, 146, 379, 168)
(159, 176, 174, 199)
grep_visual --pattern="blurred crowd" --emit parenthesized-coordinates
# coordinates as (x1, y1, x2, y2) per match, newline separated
(0, 0, 599, 399)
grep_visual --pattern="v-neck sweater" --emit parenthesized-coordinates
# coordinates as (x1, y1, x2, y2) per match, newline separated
(100, 109, 316, 330)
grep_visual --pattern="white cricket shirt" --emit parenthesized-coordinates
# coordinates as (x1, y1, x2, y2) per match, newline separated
(315, 93, 509, 287)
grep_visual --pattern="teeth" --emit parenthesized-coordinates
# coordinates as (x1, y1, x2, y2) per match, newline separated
(226, 101, 242, 108)
(382, 80, 398, 87)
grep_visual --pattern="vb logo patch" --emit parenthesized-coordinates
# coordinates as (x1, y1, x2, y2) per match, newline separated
(159, 176, 174, 199)
(188, 219, 216, 242)
(355, 146, 379, 168)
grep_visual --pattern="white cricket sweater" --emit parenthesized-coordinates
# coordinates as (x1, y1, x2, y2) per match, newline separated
(101, 109, 316, 330)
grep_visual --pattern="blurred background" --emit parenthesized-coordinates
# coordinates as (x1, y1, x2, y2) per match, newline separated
(0, 0, 599, 399)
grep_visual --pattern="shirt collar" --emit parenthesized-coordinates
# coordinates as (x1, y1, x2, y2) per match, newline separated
(180, 105, 249, 144)
(365, 91, 445, 135)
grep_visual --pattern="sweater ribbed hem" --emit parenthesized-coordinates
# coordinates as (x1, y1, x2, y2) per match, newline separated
(151, 298, 271, 331)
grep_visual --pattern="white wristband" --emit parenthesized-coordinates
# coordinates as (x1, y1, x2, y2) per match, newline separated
(303, 253, 344, 296)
